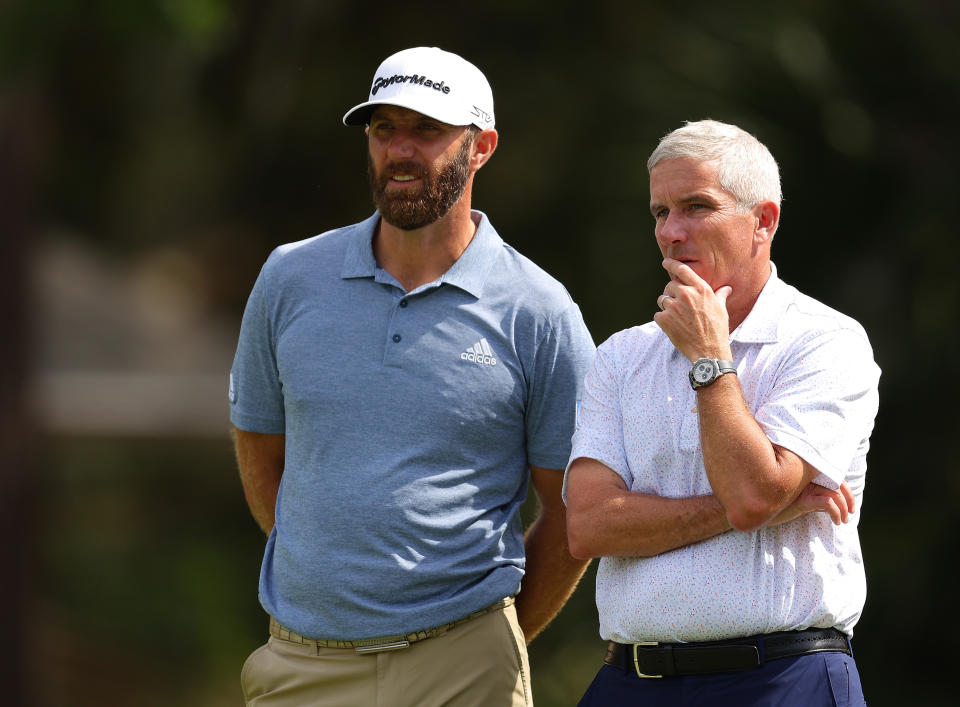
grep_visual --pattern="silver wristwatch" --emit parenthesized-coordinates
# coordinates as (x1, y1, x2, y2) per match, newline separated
(689, 358, 737, 390)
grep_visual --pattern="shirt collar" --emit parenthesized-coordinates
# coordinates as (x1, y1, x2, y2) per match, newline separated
(340, 212, 381, 279)
(340, 210, 502, 299)
(730, 262, 789, 344)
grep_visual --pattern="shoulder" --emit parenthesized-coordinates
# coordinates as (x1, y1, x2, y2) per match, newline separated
(504, 245, 579, 305)
(265, 224, 355, 270)
(260, 218, 371, 285)
(776, 281, 873, 348)
(595, 321, 665, 370)
(475, 232, 584, 330)
(599, 321, 662, 351)
(760, 279, 879, 385)
(475, 237, 596, 357)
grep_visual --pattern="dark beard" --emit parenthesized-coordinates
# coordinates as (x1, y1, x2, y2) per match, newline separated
(367, 135, 473, 231)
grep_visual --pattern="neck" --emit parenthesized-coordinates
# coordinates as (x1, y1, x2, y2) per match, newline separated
(373, 195, 478, 292)
(726, 261, 772, 332)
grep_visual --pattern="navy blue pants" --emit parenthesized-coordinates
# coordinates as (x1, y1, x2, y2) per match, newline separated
(578, 650, 865, 706)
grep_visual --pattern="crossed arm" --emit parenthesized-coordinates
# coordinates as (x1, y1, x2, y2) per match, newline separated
(565, 258, 855, 559)
(565, 453, 854, 559)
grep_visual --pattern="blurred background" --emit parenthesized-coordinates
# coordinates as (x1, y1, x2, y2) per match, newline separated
(1, 0, 957, 705)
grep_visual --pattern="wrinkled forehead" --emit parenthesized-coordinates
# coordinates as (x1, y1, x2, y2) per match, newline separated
(650, 158, 723, 195)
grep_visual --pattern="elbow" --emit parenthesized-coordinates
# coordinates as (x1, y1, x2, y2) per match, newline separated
(567, 541, 595, 561)
(726, 508, 768, 532)
(724, 494, 782, 532)
(565, 510, 599, 560)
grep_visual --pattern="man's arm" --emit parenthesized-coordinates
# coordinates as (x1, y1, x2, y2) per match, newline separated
(231, 425, 285, 535)
(655, 259, 842, 530)
(565, 457, 731, 559)
(697, 379, 842, 530)
(513, 466, 592, 644)
(565, 456, 854, 559)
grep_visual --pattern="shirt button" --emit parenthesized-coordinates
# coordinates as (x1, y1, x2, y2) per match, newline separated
(393, 334, 401, 343)
(399, 299, 408, 308)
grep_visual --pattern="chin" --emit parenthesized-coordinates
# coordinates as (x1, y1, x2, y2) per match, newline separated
(687, 265, 712, 283)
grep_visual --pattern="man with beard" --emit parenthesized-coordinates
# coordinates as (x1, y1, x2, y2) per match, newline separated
(230, 47, 596, 707)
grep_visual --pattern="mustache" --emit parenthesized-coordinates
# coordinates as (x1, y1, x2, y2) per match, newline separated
(381, 161, 427, 181)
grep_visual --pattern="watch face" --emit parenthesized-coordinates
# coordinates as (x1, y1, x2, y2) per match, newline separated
(692, 359, 716, 384)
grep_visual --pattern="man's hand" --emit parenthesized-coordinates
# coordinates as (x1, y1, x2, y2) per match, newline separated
(653, 258, 732, 362)
(768, 481, 856, 527)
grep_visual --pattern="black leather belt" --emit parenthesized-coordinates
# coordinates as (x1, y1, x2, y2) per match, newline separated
(603, 627, 850, 678)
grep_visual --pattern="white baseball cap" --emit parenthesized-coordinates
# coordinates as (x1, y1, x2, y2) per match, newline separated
(343, 47, 495, 130)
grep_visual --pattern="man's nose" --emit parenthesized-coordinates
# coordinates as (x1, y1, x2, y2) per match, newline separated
(657, 211, 687, 246)
(386, 129, 416, 160)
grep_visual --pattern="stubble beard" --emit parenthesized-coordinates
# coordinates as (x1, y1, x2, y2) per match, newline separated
(368, 136, 473, 231)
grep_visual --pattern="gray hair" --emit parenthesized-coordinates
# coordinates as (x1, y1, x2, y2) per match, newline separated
(647, 120, 782, 210)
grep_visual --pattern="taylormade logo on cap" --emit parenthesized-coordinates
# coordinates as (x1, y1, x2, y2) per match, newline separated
(343, 47, 495, 130)
(371, 73, 451, 96)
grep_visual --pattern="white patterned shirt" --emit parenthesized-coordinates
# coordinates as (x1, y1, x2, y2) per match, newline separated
(565, 264, 880, 642)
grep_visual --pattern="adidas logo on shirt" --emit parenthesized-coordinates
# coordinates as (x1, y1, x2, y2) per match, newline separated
(461, 338, 498, 366)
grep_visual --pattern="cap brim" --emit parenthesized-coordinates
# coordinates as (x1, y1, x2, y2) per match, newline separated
(342, 96, 471, 127)
(342, 101, 377, 126)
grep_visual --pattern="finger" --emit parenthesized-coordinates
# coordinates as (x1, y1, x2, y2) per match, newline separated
(715, 285, 733, 305)
(815, 488, 848, 524)
(840, 481, 856, 515)
(824, 497, 842, 525)
(662, 258, 703, 285)
(833, 490, 849, 524)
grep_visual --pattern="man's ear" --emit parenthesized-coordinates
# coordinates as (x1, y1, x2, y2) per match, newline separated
(471, 129, 498, 171)
(753, 201, 780, 245)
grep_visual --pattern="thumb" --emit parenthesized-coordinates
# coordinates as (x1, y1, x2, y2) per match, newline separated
(715, 285, 733, 305)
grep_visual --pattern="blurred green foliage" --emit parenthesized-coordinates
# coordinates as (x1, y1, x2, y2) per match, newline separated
(31, 438, 262, 706)
(4, 0, 959, 704)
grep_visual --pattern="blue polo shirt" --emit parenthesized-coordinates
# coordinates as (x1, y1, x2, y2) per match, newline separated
(230, 211, 595, 640)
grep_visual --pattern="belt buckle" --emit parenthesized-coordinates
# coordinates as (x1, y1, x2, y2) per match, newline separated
(354, 640, 410, 654)
(632, 641, 663, 679)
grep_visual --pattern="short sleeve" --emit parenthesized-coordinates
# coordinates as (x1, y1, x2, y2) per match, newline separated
(229, 261, 286, 433)
(523, 303, 596, 471)
(563, 342, 631, 500)
(756, 327, 880, 488)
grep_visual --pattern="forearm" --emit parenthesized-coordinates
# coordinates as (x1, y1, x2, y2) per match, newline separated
(232, 427, 284, 535)
(697, 377, 805, 530)
(239, 465, 281, 534)
(567, 487, 731, 558)
(514, 510, 591, 644)
(565, 457, 732, 558)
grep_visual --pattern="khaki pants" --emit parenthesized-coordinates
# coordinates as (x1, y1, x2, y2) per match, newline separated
(241, 601, 532, 707)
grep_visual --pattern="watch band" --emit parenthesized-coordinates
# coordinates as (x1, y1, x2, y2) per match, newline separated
(716, 360, 736, 375)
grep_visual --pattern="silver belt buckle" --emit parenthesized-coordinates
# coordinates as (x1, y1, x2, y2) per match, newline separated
(354, 639, 411, 654)
(632, 641, 663, 678)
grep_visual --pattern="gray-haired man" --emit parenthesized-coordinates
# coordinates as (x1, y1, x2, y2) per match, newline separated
(565, 120, 879, 706)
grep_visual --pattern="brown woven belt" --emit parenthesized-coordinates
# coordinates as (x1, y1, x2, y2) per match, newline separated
(269, 596, 514, 654)
(604, 627, 851, 678)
